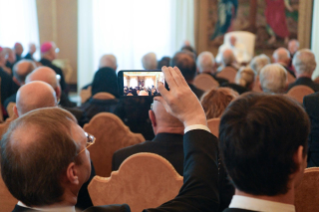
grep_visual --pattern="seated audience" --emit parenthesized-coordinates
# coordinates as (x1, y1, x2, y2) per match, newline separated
(171, 51, 204, 98)
(220, 68, 255, 94)
(287, 49, 319, 92)
(250, 54, 270, 91)
(39, 41, 67, 93)
(14, 42, 24, 62)
(142, 52, 157, 70)
(24, 43, 37, 61)
(113, 100, 184, 175)
(4, 60, 36, 110)
(197, 51, 228, 85)
(220, 93, 309, 211)
(259, 64, 288, 94)
(201, 87, 238, 119)
(217, 49, 239, 72)
(273, 47, 296, 78)
(1, 66, 220, 212)
(157, 56, 171, 69)
(3, 48, 16, 74)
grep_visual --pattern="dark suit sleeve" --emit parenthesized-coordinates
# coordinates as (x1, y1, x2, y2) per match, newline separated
(83, 204, 131, 212)
(144, 130, 219, 212)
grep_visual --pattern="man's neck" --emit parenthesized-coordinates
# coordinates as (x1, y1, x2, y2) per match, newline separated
(235, 188, 295, 205)
(155, 127, 184, 135)
(296, 73, 312, 79)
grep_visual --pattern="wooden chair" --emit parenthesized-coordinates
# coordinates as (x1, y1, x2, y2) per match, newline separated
(216, 67, 237, 83)
(193, 74, 219, 92)
(88, 153, 183, 212)
(314, 76, 319, 84)
(295, 167, 319, 212)
(92, 92, 115, 100)
(207, 118, 220, 138)
(0, 169, 18, 211)
(287, 72, 296, 84)
(286, 85, 314, 103)
(6, 102, 16, 118)
(83, 113, 144, 177)
(80, 86, 92, 103)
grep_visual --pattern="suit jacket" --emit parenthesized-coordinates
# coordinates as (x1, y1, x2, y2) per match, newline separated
(189, 83, 205, 99)
(223, 209, 257, 212)
(220, 83, 249, 94)
(284, 66, 296, 78)
(0, 68, 16, 105)
(204, 73, 229, 85)
(4, 93, 17, 111)
(112, 133, 184, 175)
(303, 92, 319, 167)
(24, 53, 34, 61)
(288, 77, 319, 92)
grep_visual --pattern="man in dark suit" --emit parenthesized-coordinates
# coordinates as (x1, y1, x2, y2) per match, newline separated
(2, 66, 220, 212)
(112, 100, 184, 175)
(171, 51, 205, 98)
(287, 49, 319, 92)
(273, 47, 296, 78)
(220, 93, 309, 211)
(14, 43, 24, 63)
(39, 41, 67, 93)
(24, 43, 37, 61)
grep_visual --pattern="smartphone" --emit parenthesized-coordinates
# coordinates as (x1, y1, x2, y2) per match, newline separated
(118, 70, 165, 97)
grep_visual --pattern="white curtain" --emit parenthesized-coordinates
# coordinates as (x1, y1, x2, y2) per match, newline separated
(78, 0, 195, 90)
(312, 0, 319, 79)
(0, 0, 40, 59)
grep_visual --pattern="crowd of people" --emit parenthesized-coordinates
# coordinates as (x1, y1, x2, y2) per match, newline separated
(0, 36, 318, 212)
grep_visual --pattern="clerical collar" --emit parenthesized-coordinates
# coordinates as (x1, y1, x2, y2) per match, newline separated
(18, 201, 76, 212)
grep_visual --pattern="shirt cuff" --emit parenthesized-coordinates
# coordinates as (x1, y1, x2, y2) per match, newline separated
(184, 124, 211, 134)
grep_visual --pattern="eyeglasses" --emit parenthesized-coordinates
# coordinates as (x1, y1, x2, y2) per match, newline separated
(77, 132, 96, 155)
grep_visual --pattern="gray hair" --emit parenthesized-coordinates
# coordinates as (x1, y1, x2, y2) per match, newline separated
(250, 54, 271, 75)
(197, 51, 215, 74)
(259, 64, 287, 94)
(293, 49, 317, 75)
(99, 54, 117, 70)
(273, 48, 290, 63)
(142, 52, 157, 70)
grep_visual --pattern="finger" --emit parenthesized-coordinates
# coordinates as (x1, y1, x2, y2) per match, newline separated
(157, 82, 169, 99)
(162, 66, 177, 89)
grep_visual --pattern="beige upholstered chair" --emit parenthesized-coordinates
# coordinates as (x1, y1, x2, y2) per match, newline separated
(207, 118, 220, 138)
(92, 92, 115, 100)
(84, 113, 144, 177)
(80, 86, 92, 103)
(286, 85, 314, 103)
(194, 74, 219, 92)
(217, 67, 237, 83)
(287, 73, 296, 84)
(0, 169, 18, 211)
(88, 153, 183, 212)
(295, 167, 319, 212)
(6, 102, 16, 118)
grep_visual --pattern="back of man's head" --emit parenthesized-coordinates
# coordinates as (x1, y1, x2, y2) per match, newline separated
(288, 39, 300, 55)
(149, 101, 183, 135)
(142, 52, 157, 70)
(273, 47, 290, 66)
(15, 81, 57, 116)
(171, 51, 196, 82)
(13, 60, 36, 85)
(14, 42, 24, 56)
(197, 51, 215, 74)
(1, 107, 78, 206)
(259, 64, 287, 94)
(293, 49, 317, 76)
(250, 54, 270, 76)
(99, 54, 117, 70)
(219, 93, 309, 196)
(222, 49, 236, 66)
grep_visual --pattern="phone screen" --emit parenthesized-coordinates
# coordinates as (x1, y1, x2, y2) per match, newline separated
(118, 70, 164, 97)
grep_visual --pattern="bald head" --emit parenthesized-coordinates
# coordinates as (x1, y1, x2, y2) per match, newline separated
(259, 64, 288, 94)
(273, 48, 290, 66)
(197, 51, 215, 74)
(99, 54, 117, 70)
(149, 101, 183, 135)
(222, 49, 236, 66)
(171, 51, 196, 81)
(13, 60, 36, 85)
(15, 81, 57, 116)
(142, 52, 157, 70)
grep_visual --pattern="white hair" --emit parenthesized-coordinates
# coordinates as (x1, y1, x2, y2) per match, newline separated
(273, 48, 290, 63)
(142, 52, 157, 70)
(197, 51, 215, 74)
(99, 54, 117, 70)
(250, 54, 271, 75)
(259, 64, 287, 94)
(293, 49, 317, 75)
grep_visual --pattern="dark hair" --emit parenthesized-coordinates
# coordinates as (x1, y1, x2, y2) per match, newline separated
(219, 93, 310, 196)
(91, 67, 119, 98)
(171, 51, 197, 81)
(157, 56, 171, 69)
(0, 107, 79, 206)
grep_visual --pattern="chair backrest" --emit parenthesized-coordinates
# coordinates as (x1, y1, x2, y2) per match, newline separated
(0, 169, 18, 211)
(224, 31, 256, 57)
(295, 167, 319, 212)
(0, 77, 3, 123)
(83, 113, 144, 177)
(194, 74, 219, 92)
(207, 118, 220, 138)
(6, 102, 16, 118)
(287, 72, 296, 84)
(88, 153, 183, 212)
(313, 76, 319, 84)
(92, 92, 115, 100)
(217, 67, 237, 83)
(80, 86, 92, 103)
(286, 85, 314, 103)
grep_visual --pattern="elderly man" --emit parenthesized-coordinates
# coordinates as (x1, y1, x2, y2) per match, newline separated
(218, 49, 239, 72)
(171, 51, 204, 98)
(288, 49, 319, 92)
(99, 54, 117, 71)
(2, 66, 220, 212)
(24, 43, 37, 61)
(197, 51, 228, 85)
(142, 52, 157, 70)
(250, 54, 271, 92)
(4, 60, 36, 110)
(14, 42, 24, 62)
(259, 64, 288, 94)
(39, 41, 67, 92)
(273, 47, 295, 78)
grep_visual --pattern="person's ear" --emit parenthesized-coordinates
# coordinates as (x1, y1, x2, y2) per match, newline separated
(13, 105, 19, 117)
(258, 80, 263, 91)
(66, 162, 79, 185)
(294, 145, 307, 171)
(149, 110, 157, 128)
(55, 86, 61, 101)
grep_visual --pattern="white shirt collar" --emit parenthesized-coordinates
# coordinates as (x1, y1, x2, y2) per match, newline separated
(18, 201, 76, 212)
(229, 195, 295, 212)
